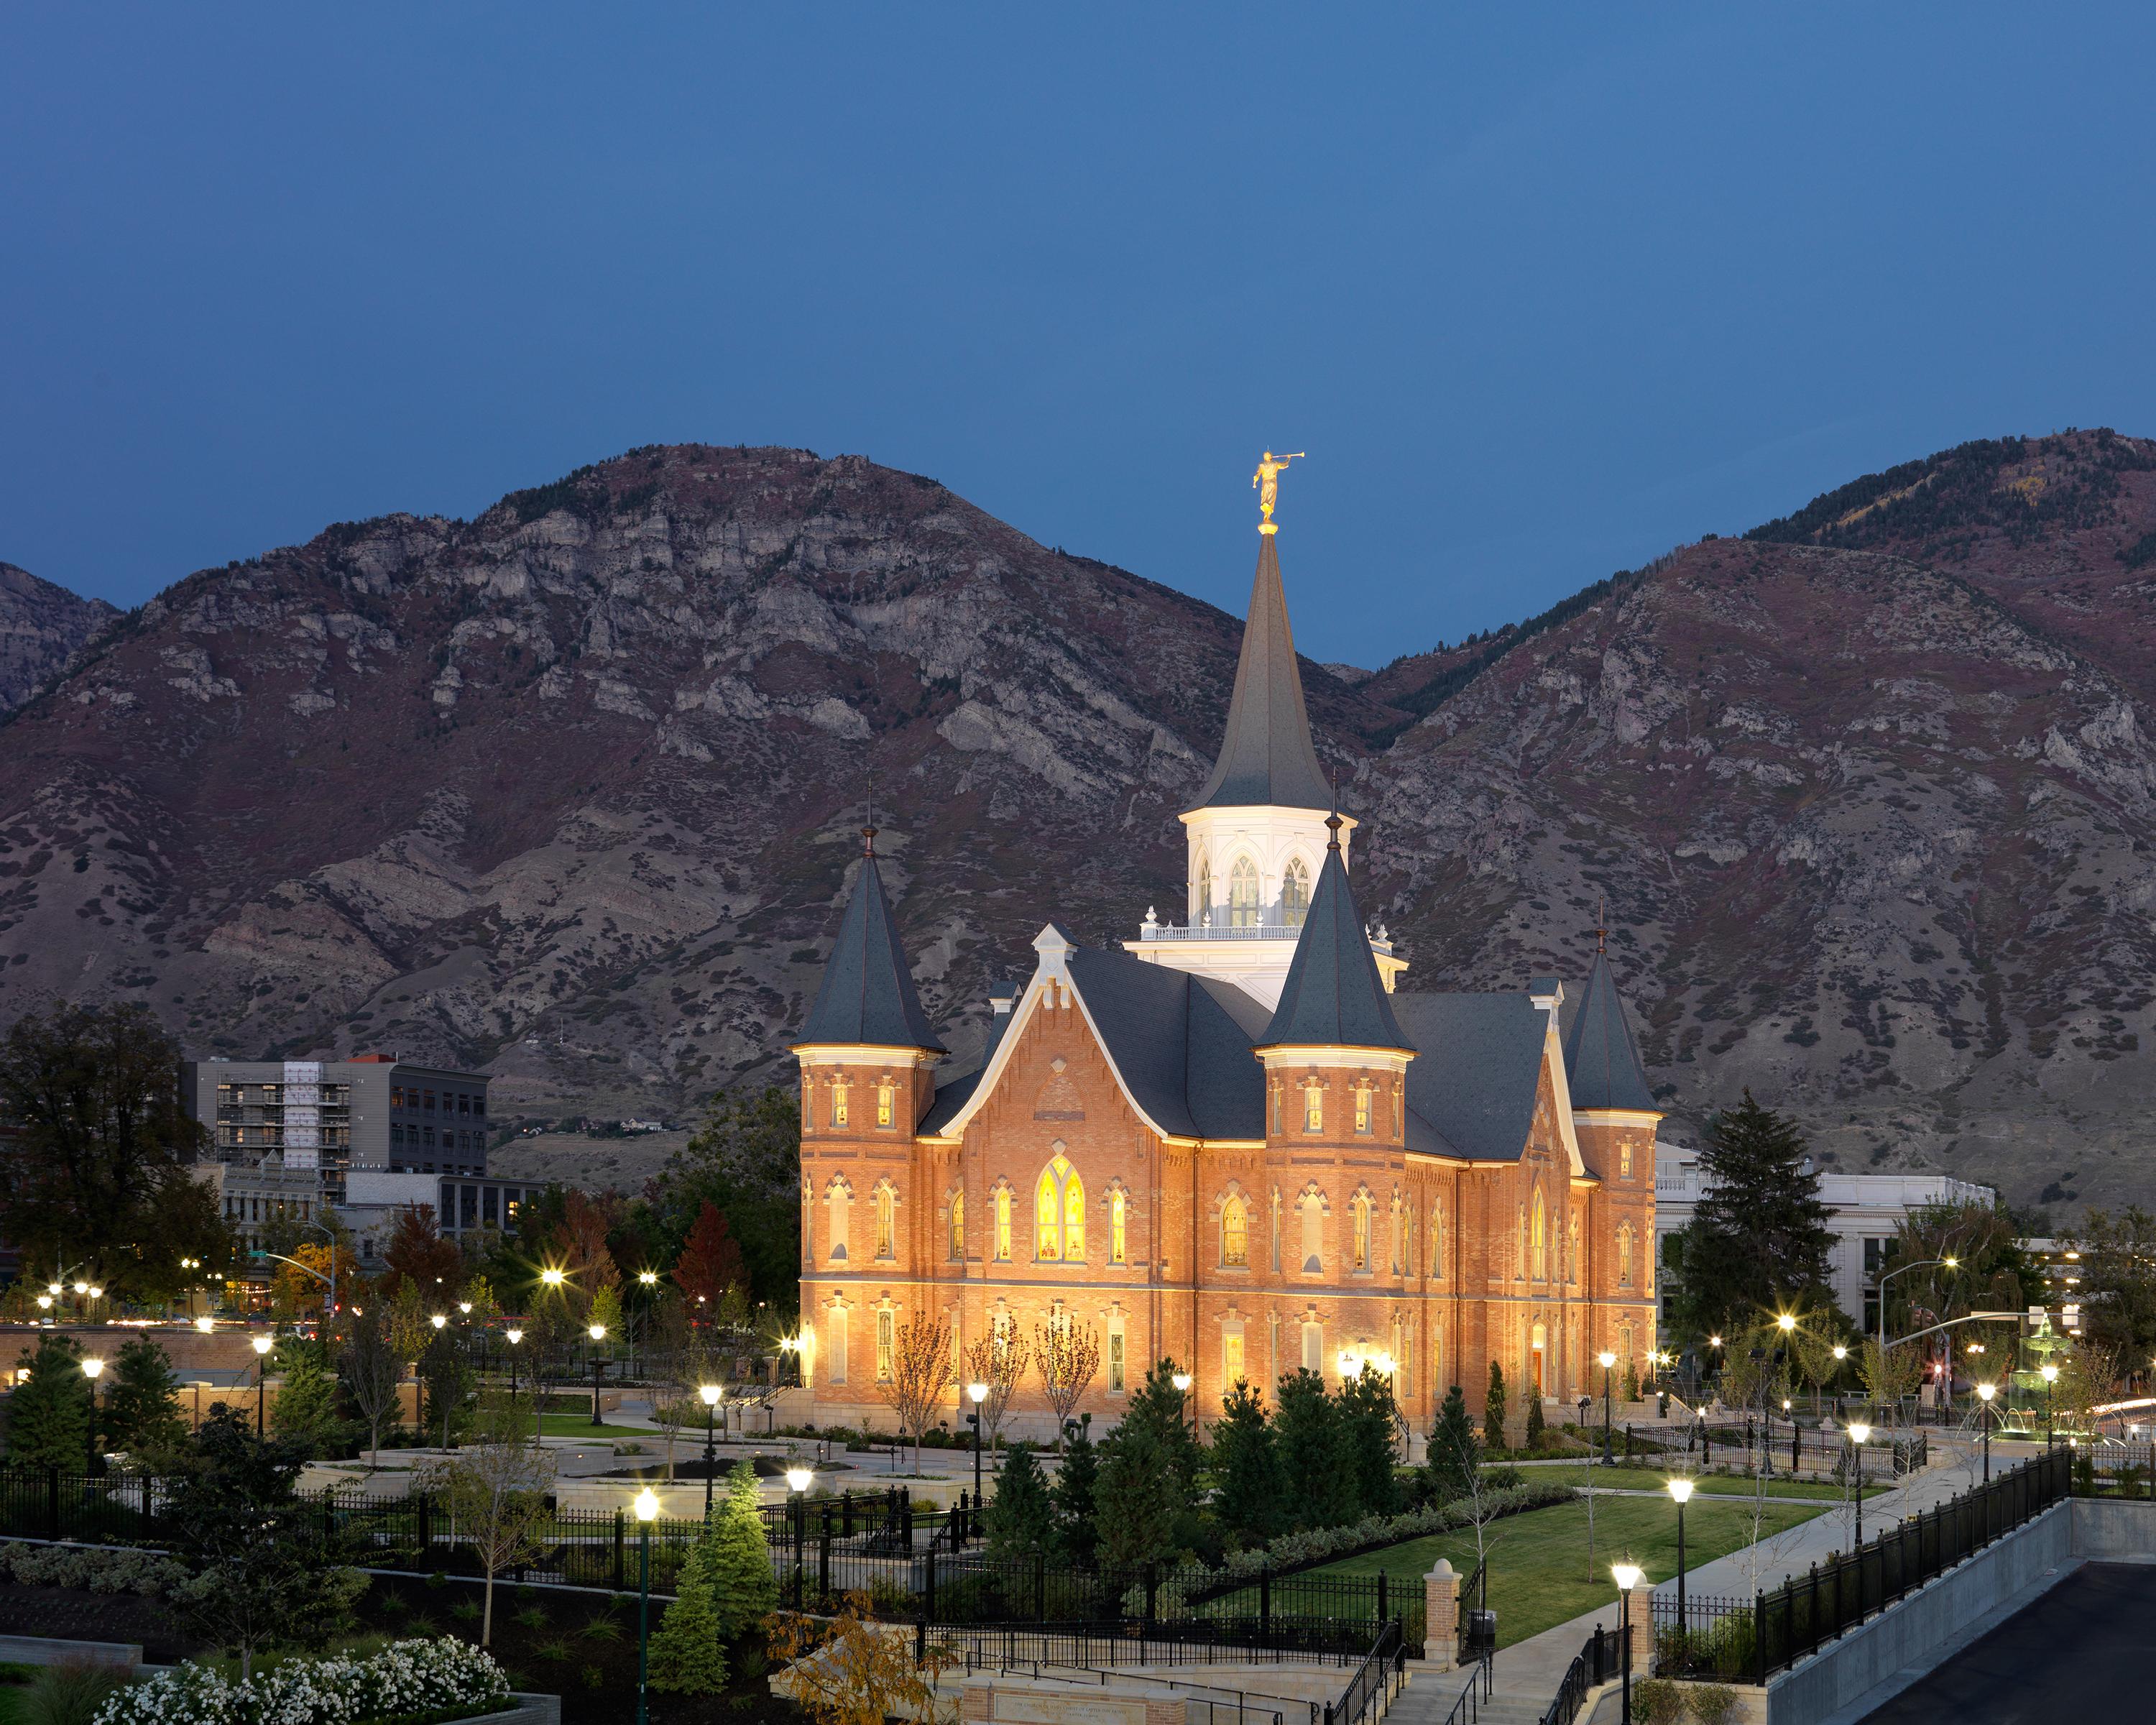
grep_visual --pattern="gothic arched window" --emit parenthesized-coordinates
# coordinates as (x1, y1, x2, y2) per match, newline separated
(1228, 857, 1261, 928)
(875, 1182, 895, 1260)
(1110, 1190, 1127, 1264)
(949, 1190, 964, 1261)
(1194, 850, 1212, 921)
(1300, 1190, 1325, 1274)
(1618, 1220, 1635, 1287)
(1035, 1154, 1084, 1261)
(992, 1186, 1012, 1262)
(1530, 1190, 1547, 1282)
(1222, 1195, 1249, 1267)
(1282, 857, 1312, 928)
(1351, 1190, 1372, 1271)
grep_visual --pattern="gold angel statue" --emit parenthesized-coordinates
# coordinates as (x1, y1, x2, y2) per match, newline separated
(1253, 450, 1305, 525)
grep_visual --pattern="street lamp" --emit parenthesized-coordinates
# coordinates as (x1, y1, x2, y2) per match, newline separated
(1976, 1383, 1996, 1483)
(252, 1333, 275, 1438)
(589, 1323, 608, 1427)
(965, 1381, 989, 1519)
(195, 1315, 214, 1335)
(1611, 1563, 1644, 1725)
(786, 1467, 813, 1606)
(1666, 1480, 1694, 1654)
(634, 1488, 659, 1725)
(1171, 1368, 1195, 1440)
(1874, 1255, 1957, 1375)
(1847, 1422, 1871, 1545)
(1598, 1351, 1618, 1465)
(2040, 1363, 2059, 1448)
(80, 1358, 105, 1476)
(699, 1385, 723, 1519)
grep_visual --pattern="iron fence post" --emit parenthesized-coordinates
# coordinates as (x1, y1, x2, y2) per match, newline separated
(613, 1507, 625, 1591)
(1261, 1564, 1272, 1647)
(47, 1467, 60, 1542)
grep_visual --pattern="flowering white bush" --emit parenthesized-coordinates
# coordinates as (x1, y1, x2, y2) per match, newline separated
(90, 1637, 512, 1725)
(0, 1540, 188, 1597)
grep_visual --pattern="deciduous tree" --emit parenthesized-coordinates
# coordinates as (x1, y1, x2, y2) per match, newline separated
(1033, 1313, 1098, 1449)
(338, 1307, 405, 1463)
(882, 1312, 954, 1471)
(960, 1326, 1028, 1454)
(422, 1392, 556, 1645)
(380, 1205, 463, 1302)
(672, 1200, 747, 1312)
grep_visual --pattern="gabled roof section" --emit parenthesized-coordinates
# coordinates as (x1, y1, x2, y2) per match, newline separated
(1064, 948, 1271, 1140)
(1562, 952, 1657, 1113)
(1259, 831, 1411, 1052)
(796, 846, 945, 1053)
(1192, 531, 1332, 811)
(1390, 993, 1550, 1162)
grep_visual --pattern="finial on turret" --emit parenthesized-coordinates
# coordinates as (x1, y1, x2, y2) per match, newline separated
(1595, 895, 1607, 954)
(862, 766, 877, 857)
(1325, 773, 1343, 852)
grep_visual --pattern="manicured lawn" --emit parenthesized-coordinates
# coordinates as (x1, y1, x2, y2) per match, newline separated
(1539, 1459, 1880, 1502)
(536, 1412, 663, 1438)
(1307, 1493, 1826, 1648)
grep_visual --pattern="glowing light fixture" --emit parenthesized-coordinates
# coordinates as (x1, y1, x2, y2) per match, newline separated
(1598, 1350, 1616, 1370)
(967, 1381, 989, 1405)
(430, 1315, 448, 1330)
(252, 1335, 275, 1356)
(786, 1466, 814, 1493)
(700, 1384, 722, 1407)
(1976, 1383, 1996, 1404)
(1611, 1562, 1643, 1592)
(634, 1488, 659, 1522)
(1777, 1313, 1797, 1333)
(505, 1328, 524, 1346)
(589, 1323, 607, 1342)
(1171, 1371, 1194, 1393)
(1848, 1421, 1871, 1445)
(80, 1358, 104, 1381)
(1666, 1478, 1695, 1504)
(195, 1316, 213, 1334)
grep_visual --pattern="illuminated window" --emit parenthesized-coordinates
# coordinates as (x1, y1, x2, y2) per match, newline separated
(1229, 857, 1260, 928)
(1282, 857, 1311, 929)
(949, 1191, 964, 1261)
(875, 1310, 894, 1382)
(1303, 1085, 1322, 1133)
(994, 1187, 1011, 1261)
(1035, 1155, 1085, 1261)
(1618, 1220, 1635, 1287)
(1530, 1191, 1547, 1281)
(1108, 1330, 1126, 1393)
(1223, 1329, 1245, 1384)
(876, 1085, 894, 1127)
(1353, 1085, 1371, 1135)
(875, 1184, 895, 1259)
(1110, 1190, 1127, 1264)
(1352, 1192, 1371, 1271)
(1194, 851, 1211, 920)
(1222, 1195, 1248, 1267)
(831, 1085, 849, 1128)
(1432, 1202, 1444, 1279)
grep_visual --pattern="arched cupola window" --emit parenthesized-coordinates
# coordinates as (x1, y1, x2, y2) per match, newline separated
(1194, 851, 1212, 921)
(1222, 1194, 1249, 1267)
(1282, 857, 1312, 929)
(1035, 1154, 1085, 1261)
(1228, 857, 1261, 928)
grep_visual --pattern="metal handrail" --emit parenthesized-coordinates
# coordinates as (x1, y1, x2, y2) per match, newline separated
(1439, 1649, 1494, 1725)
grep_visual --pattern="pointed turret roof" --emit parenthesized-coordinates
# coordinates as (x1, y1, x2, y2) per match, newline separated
(1258, 816, 1411, 1051)
(1192, 530, 1332, 811)
(1562, 950, 1655, 1112)
(798, 834, 945, 1052)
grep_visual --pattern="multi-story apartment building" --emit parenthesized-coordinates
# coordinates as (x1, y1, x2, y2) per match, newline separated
(183, 1054, 493, 1205)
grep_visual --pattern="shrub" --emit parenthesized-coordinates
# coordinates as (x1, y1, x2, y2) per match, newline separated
(1686, 1683, 1738, 1724)
(89, 1637, 508, 1725)
(1631, 1677, 1685, 1725)
(23, 1660, 129, 1725)
(0, 1543, 187, 1598)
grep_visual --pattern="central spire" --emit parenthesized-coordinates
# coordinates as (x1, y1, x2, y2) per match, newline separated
(1191, 528, 1332, 812)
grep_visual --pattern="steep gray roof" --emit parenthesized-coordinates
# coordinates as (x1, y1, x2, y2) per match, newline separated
(1561, 951, 1657, 1112)
(797, 850, 945, 1052)
(1391, 993, 1552, 1162)
(1192, 532, 1332, 811)
(1064, 948, 1272, 1139)
(1259, 840, 1411, 1052)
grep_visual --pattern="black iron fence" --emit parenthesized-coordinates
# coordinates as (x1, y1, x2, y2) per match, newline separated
(1538, 1626, 1617, 1725)
(1652, 1446, 2071, 1683)
(1456, 1557, 1492, 1668)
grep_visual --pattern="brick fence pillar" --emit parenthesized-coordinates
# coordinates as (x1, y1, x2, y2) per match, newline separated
(959, 1680, 992, 1721)
(1626, 1593, 1656, 1678)
(1424, 1559, 1460, 1671)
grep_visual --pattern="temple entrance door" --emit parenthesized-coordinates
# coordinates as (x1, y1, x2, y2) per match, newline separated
(1531, 1323, 1547, 1395)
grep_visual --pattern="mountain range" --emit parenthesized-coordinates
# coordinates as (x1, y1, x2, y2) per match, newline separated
(5, 431, 2156, 1214)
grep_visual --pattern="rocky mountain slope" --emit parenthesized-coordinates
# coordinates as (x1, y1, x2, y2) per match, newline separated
(4, 433, 2155, 1212)
(0, 562, 118, 716)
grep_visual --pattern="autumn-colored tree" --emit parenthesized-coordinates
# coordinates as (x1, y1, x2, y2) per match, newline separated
(769, 1591, 954, 1725)
(379, 1205, 463, 1302)
(1033, 1315, 1098, 1449)
(272, 1238, 362, 1324)
(879, 1312, 954, 1471)
(548, 1188, 622, 1321)
(672, 1201, 747, 1313)
(962, 1327, 1029, 1453)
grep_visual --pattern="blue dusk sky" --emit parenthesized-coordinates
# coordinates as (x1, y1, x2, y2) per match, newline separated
(4, 4, 2153, 665)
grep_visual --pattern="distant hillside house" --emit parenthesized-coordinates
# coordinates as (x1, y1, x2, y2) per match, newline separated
(792, 520, 1659, 1441)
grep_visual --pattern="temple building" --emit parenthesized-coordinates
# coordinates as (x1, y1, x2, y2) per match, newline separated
(792, 505, 1659, 1443)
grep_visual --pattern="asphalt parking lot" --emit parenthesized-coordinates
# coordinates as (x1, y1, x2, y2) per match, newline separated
(1858, 1562, 2156, 1724)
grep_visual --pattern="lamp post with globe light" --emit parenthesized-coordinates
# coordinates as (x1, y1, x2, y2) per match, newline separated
(1612, 1563, 1644, 1724)
(699, 1384, 722, 1518)
(252, 1334, 275, 1438)
(634, 1488, 658, 1725)
(1667, 1478, 1694, 1648)
(1976, 1382, 1996, 1482)
(965, 1381, 989, 1517)
(786, 1467, 814, 1606)
(80, 1358, 104, 1476)
(589, 1324, 607, 1427)
(1172, 1368, 1195, 1443)
(2040, 1362, 2059, 1448)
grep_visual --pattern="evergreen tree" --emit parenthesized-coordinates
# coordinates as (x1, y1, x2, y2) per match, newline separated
(1051, 1417, 1100, 1563)
(1274, 1368, 1350, 1530)
(704, 1460, 778, 1639)
(1483, 1361, 1508, 1453)
(1622, 1360, 1640, 1403)
(1422, 1385, 1480, 1504)
(1337, 1368, 1401, 1520)
(1121, 1359, 1203, 1497)
(4, 1336, 89, 1470)
(1669, 1090, 1837, 1342)
(1523, 1391, 1547, 1452)
(648, 1537, 729, 1694)
(1207, 1380, 1285, 1547)
(1091, 1412, 1184, 1568)
(104, 1336, 185, 1462)
(270, 1343, 348, 1458)
(983, 1442, 1054, 1560)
